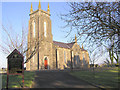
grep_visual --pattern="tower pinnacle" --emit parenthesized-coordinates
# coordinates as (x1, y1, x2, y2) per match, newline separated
(38, 0, 41, 9)
(75, 34, 77, 43)
(30, 3, 33, 13)
(47, 3, 50, 13)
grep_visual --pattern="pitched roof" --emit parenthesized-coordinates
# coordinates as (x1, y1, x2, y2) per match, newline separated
(53, 41, 87, 51)
(53, 41, 75, 49)
(7, 49, 23, 58)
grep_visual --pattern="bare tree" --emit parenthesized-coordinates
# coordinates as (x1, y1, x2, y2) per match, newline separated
(101, 37, 119, 65)
(0, 24, 40, 64)
(61, 2, 120, 64)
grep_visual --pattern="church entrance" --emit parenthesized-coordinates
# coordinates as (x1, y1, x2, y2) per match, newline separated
(44, 57, 48, 69)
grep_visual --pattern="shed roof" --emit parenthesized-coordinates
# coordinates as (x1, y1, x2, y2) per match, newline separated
(7, 49, 23, 58)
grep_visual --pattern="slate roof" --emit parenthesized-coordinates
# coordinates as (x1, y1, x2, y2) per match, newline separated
(53, 41, 87, 51)
(53, 41, 75, 49)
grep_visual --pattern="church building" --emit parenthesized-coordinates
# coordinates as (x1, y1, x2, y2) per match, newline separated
(26, 2, 89, 70)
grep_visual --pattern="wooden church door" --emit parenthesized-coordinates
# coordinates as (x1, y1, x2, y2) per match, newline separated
(44, 57, 48, 69)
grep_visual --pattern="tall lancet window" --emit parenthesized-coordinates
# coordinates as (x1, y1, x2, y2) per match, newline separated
(33, 20, 35, 37)
(44, 22, 47, 37)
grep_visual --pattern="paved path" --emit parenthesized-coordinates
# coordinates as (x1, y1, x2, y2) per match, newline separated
(32, 70, 97, 88)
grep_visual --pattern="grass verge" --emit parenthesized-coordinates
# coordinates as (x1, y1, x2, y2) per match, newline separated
(2, 71, 35, 88)
(70, 67, 119, 88)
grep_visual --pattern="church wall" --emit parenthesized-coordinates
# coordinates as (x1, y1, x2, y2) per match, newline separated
(52, 44, 58, 69)
(26, 20, 31, 70)
(58, 48, 64, 69)
(63, 48, 71, 69)
(38, 45, 44, 69)
(52, 45, 62, 69)
(84, 52, 89, 68)
(72, 43, 90, 68)
(79, 50, 83, 63)
(32, 10, 53, 70)
(26, 2, 89, 71)
(72, 43, 83, 68)
(38, 41, 53, 70)
(53, 45, 71, 70)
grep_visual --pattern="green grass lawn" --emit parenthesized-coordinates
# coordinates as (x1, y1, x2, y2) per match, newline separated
(70, 67, 119, 88)
(2, 71, 35, 88)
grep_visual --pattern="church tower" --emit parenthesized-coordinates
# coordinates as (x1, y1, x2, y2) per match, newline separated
(26, 2, 53, 70)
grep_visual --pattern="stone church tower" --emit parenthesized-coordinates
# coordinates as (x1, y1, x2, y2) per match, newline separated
(26, 2, 53, 70)
(26, 2, 89, 71)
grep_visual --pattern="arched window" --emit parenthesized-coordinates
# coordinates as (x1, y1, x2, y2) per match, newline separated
(33, 20, 35, 37)
(44, 22, 47, 37)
